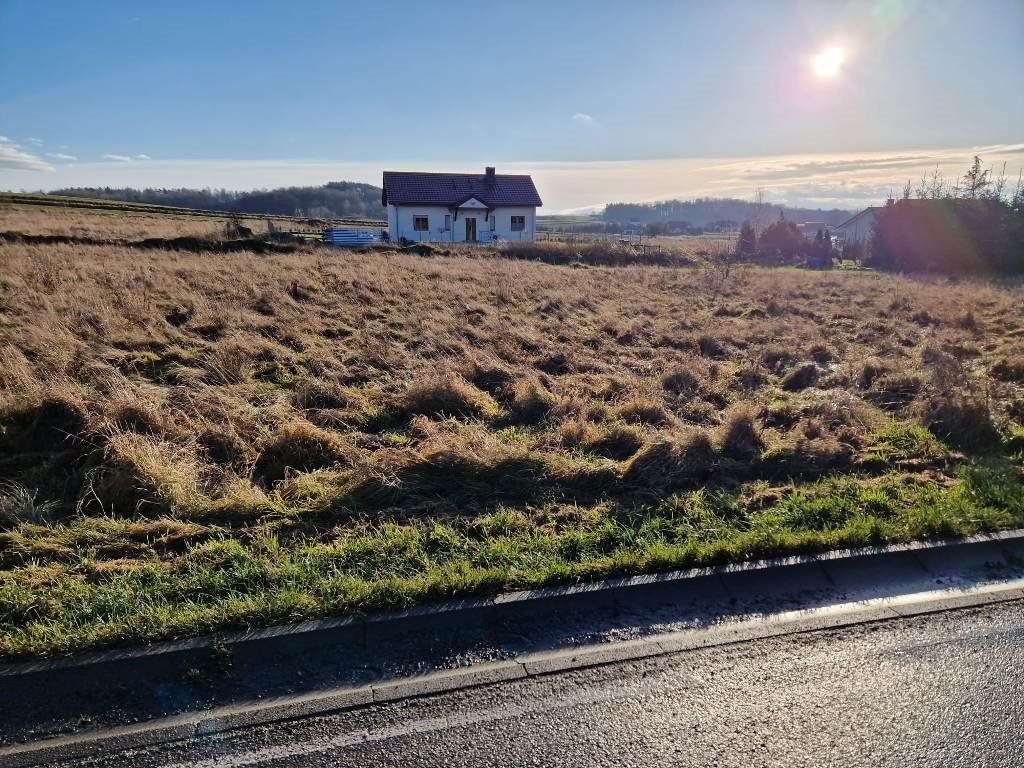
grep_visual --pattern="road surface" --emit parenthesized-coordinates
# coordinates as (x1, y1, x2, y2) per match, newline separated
(34, 601, 1024, 768)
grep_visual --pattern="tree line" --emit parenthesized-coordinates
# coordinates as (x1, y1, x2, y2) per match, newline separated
(603, 197, 852, 230)
(866, 157, 1024, 274)
(731, 157, 1024, 275)
(48, 181, 386, 219)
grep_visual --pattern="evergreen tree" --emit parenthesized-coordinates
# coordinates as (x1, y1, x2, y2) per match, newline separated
(736, 220, 757, 256)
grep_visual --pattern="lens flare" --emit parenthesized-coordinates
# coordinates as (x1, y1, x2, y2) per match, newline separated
(813, 47, 846, 78)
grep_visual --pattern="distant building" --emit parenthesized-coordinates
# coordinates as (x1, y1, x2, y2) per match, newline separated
(381, 167, 542, 243)
(622, 218, 643, 236)
(665, 220, 698, 235)
(798, 222, 828, 239)
(835, 207, 881, 244)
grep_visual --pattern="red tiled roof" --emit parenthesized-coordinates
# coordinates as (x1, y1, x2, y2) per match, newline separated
(382, 170, 542, 207)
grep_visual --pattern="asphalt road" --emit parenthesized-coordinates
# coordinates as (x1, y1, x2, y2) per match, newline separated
(36, 601, 1024, 768)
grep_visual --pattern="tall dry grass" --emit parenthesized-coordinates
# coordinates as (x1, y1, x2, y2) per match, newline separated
(0, 204, 302, 240)
(1, 222, 1023, 655)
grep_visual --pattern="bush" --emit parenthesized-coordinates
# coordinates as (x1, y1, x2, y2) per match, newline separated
(868, 197, 1024, 274)
(757, 218, 809, 263)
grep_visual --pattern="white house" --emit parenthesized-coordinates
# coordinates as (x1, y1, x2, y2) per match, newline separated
(381, 167, 542, 243)
(835, 207, 881, 244)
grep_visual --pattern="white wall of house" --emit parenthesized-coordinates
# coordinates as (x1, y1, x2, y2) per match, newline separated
(837, 211, 877, 244)
(387, 203, 536, 243)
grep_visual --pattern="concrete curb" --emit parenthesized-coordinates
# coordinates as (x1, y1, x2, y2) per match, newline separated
(3, 528, 1023, 677)
(3, 581, 1023, 767)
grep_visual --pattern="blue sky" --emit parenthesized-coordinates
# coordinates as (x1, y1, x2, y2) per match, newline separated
(1, 0, 1022, 211)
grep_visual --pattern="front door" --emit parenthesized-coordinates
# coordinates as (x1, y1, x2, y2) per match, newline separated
(465, 216, 476, 242)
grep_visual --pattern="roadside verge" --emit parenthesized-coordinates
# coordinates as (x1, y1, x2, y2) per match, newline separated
(2, 530, 1023, 765)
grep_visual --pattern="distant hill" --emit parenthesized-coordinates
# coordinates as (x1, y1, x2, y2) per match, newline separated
(603, 197, 853, 229)
(48, 182, 386, 220)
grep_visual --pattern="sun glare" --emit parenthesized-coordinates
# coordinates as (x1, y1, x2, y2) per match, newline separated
(813, 46, 846, 78)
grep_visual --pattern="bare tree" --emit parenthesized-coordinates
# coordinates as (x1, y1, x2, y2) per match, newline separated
(751, 186, 767, 236)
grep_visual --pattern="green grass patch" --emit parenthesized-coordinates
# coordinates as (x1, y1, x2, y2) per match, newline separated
(1, 462, 1021, 659)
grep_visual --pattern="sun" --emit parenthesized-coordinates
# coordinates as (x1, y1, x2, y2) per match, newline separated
(813, 46, 846, 78)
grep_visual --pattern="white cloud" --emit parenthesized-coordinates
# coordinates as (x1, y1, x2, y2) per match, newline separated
(0, 137, 54, 172)
(0, 144, 1020, 212)
(46, 152, 77, 161)
(571, 112, 594, 126)
(27, 137, 43, 146)
(102, 153, 151, 162)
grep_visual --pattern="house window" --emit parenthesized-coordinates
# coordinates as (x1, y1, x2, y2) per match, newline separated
(488, 214, 495, 231)
(413, 215, 429, 231)
(444, 214, 451, 231)
(511, 215, 526, 231)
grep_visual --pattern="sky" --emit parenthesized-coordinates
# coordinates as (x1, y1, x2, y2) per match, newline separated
(1, 0, 1022, 213)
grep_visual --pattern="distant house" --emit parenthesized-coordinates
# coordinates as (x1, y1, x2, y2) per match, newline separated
(797, 221, 828, 239)
(381, 167, 542, 243)
(835, 207, 881, 244)
(622, 218, 643, 236)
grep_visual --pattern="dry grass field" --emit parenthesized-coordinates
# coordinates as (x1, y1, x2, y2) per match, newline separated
(0, 204, 310, 241)
(1, 210, 1023, 658)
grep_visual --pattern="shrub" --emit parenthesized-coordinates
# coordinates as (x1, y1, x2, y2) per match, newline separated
(867, 196, 1024, 275)
(757, 218, 809, 262)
